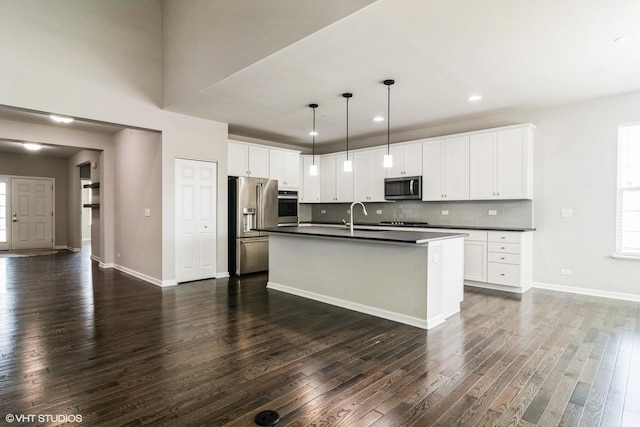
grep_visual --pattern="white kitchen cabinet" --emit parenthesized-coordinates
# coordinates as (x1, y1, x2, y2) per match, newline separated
(422, 136, 469, 201)
(300, 155, 320, 203)
(469, 125, 534, 200)
(319, 153, 353, 202)
(353, 148, 387, 202)
(269, 148, 300, 189)
(228, 140, 269, 178)
(463, 230, 488, 282)
(485, 231, 533, 291)
(387, 142, 422, 178)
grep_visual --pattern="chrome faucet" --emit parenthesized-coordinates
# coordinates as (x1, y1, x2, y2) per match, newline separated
(349, 201, 368, 235)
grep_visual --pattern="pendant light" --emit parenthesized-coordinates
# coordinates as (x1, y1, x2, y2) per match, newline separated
(309, 103, 318, 176)
(343, 92, 353, 172)
(383, 79, 394, 168)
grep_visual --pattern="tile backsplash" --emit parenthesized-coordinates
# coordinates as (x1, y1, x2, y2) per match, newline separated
(301, 199, 534, 228)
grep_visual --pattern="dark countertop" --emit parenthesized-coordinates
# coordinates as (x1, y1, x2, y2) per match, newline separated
(299, 221, 536, 232)
(262, 226, 467, 245)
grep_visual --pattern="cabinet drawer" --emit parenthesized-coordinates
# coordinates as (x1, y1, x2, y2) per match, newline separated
(464, 230, 488, 242)
(488, 242, 521, 254)
(488, 262, 521, 286)
(488, 231, 521, 244)
(488, 252, 520, 265)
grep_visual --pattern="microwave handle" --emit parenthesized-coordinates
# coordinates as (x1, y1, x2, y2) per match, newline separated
(409, 179, 414, 196)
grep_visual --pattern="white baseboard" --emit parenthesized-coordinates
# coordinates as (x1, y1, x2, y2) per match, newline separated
(533, 281, 640, 302)
(267, 281, 429, 330)
(113, 264, 168, 287)
(216, 272, 230, 279)
(99, 262, 114, 268)
(465, 280, 530, 294)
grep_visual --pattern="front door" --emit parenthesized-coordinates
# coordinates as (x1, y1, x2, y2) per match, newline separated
(175, 159, 217, 283)
(10, 177, 54, 250)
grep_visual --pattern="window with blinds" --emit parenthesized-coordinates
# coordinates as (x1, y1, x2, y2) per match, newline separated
(616, 124, 640, 257)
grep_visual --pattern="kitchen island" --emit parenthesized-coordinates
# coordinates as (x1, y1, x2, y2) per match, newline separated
(263, 226, 467, 330)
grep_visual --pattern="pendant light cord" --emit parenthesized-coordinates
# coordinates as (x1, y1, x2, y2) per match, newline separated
(346, 96, 349, 160)
(383, 79, 394, 155)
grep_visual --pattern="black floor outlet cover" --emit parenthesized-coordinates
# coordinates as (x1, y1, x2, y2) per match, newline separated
(255, 410, 280, 426)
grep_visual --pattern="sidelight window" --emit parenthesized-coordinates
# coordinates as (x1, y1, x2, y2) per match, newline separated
(616, 124, 640, 257)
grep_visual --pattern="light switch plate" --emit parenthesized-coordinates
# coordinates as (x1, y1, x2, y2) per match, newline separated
(560, 268, 572, 276)
(488, 210, 497, 216)
(561, 208, 573, 218)
(144, 208, 151, 217)
(442, 210, 449, 216)
(376, 210, 382, 215)
(321, 210, 326, 214)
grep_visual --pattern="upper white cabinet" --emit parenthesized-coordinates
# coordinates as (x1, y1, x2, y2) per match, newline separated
(300, 155, 320, 203)
(387, 142, 422, 178)
(269, 148, 300, 189)
(469, 124, 534, 200)
(319, 153, 353, 202)
(228, 140, 269, 178)
(353, 148, 387, 202)
(422, 136, 469, 201)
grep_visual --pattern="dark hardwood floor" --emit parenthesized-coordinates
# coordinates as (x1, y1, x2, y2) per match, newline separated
(1, 247, 639, 426)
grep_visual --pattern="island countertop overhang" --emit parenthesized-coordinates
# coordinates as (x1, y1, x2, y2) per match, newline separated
(260, 226, 467, 245)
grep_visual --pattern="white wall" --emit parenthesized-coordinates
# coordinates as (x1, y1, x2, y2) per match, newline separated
(0, 0, 229, 282)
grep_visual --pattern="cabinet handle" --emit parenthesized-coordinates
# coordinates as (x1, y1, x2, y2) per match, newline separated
(500, 273, 505, 276)
(501, 247, 506, 249)
(501, 257, 505, 260)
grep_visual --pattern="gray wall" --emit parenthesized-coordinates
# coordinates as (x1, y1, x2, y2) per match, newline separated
(114, 129, 163, 280)
(0, 152, 68, 247)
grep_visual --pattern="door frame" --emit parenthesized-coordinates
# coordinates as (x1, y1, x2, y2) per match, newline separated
(0, 174, 56, 251)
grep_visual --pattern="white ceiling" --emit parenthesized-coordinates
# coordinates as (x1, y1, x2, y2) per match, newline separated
(164, 0, 640, 147)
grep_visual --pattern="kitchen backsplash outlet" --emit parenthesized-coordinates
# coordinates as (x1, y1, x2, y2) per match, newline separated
(306, 199, 534, 228)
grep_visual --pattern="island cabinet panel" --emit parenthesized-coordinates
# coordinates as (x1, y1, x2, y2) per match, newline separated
(300, 155, 320, 203)
(469, 125, 533, 200)
(422, 136, 469, 201)
(387, 142, 422, 178)
(228, 140, 269, 178)
(353, 148, 386, 202)
(265, 227, 466, 330)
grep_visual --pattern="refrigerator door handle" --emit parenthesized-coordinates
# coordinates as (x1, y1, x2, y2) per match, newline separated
(256, 184, 262, 229)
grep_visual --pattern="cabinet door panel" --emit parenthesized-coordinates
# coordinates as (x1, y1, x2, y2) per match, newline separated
(283, 151, 300, 189)
(422, 140, 444, 200)
(445, 136, 469, 199)
(228, 142, 249, 177)
(248, 146, 269, 178)
(469, 133, 496, 199)
(496, 130, 525, 199)
(301, 156, 320, 202)
(319, 156, 337, 202)
(464, 241, 487, 282)
(403, 143, 423, 176)
(353, 151, 371, 201)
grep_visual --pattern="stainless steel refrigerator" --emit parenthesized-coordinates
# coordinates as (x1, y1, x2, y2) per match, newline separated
(228, 176, 278, 276)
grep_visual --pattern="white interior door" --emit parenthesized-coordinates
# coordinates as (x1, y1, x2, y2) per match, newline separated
(0, 177, 8, 251)
(175, 159, 217, 283)
(10, 178, 54, 250)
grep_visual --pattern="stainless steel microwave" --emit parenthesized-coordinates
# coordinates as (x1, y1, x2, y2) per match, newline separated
(384, 176, 422, 200)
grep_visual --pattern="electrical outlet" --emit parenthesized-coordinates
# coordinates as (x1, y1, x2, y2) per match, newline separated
(442, 210, 449, 216)
(347, 209, 351, 214)
(321, 210, 326, 214)
(144, 208, 151, 217)
(376, 210, 382, 215)
(488, 210, 497, 216)
(560, 268, 572, 276)
(561, 208, 573, 218)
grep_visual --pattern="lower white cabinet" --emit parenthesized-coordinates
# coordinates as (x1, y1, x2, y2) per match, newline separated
(463, 231, 488, 282)
(415, 227, 533, 293)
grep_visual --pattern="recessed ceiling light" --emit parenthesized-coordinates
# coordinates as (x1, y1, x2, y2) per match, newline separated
(467, 95, 482, 102)
(309, 131, 318, 136)
(49, 114, 74, 124)
(373, 116, 384, 122)
(24, 143, 42, 151)
(613, 36, 628, 43)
